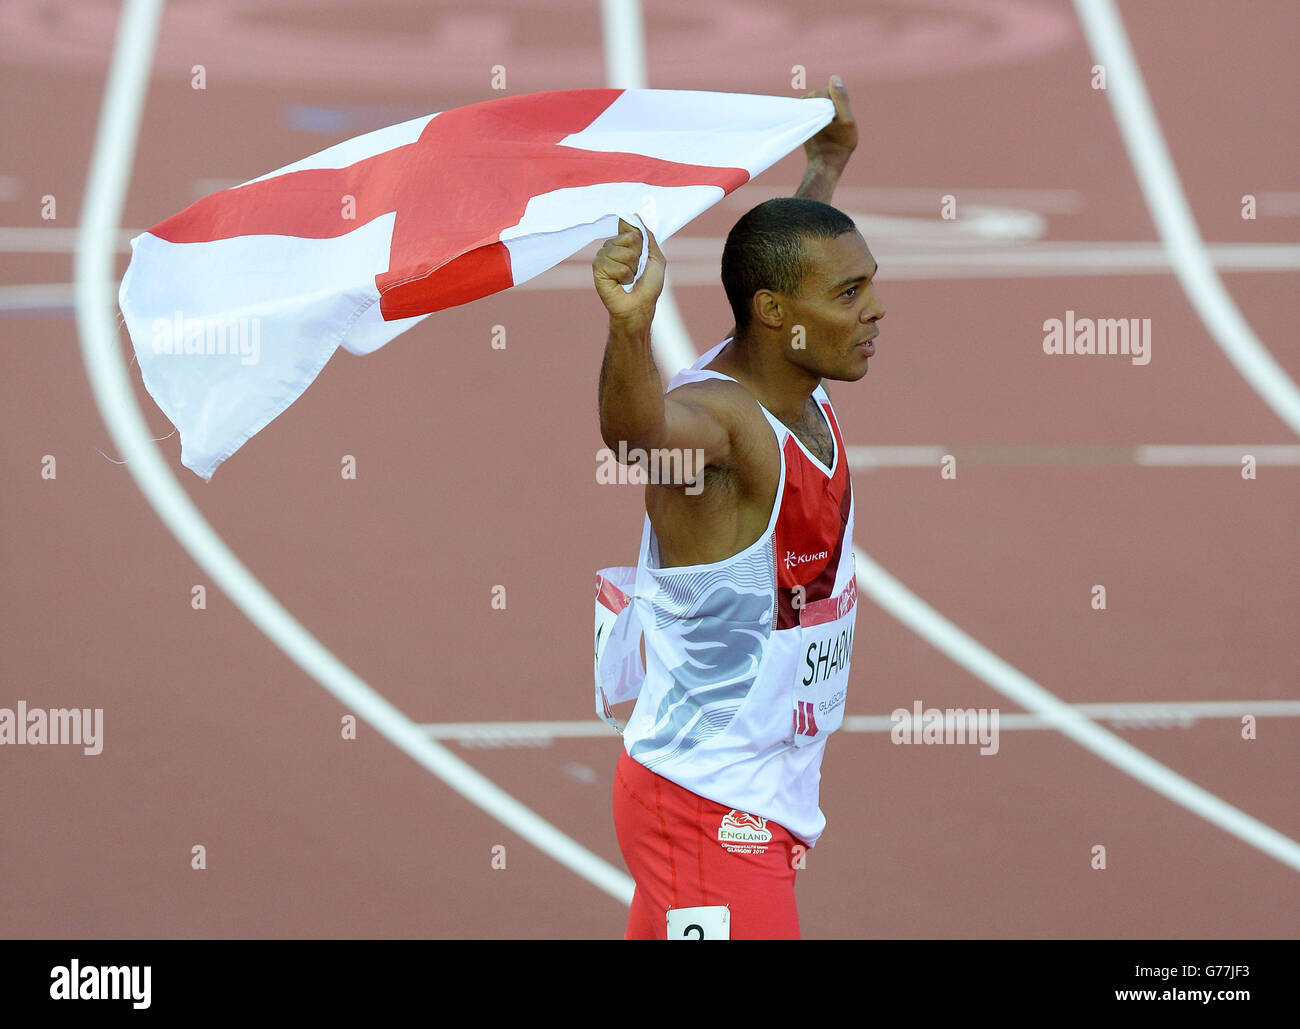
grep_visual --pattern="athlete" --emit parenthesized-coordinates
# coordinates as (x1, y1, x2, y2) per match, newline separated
(591, 77, 882, 939)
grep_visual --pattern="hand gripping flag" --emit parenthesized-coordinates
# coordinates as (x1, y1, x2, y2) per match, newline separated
(119, 88, 834, 479)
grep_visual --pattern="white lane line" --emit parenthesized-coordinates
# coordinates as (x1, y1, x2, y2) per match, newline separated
(852, 699, 1300, 731)
(421, 701, 1300, 745)
(583, 236, 1300, 264)
(731, 186, 1086, 214)
(426, 721, 619, 745)
(0, 227, 136, 252)
(7, 233, 1300, 287)
(8, 234, 1298, 315)
(1074, 0, 1300, 437)
(847, 446, 950, 468)
(1258, 192, 1300, 217)
(844, 444, 1300, 468)
(0, 283, 76, 312)
(600, 0, 691, 382)
(869, 242, 1300, 275)
(600, 0, 646, 98)
(1137, 444, 1300, 466)
(76, 0, 634, 908)
(510, 241, 1300, 289)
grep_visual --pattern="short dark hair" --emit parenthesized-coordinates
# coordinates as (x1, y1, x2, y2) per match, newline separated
(721, 198, 857, 331)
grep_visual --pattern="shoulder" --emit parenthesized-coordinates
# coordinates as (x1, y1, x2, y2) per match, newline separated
(666, 376, 764, 431)
(666, 376, 778, 486)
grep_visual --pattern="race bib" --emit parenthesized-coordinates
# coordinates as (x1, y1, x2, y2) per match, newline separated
(791, 577, 856, 747)
(666, 905, 730, 940)
(594, 566, 645, 732)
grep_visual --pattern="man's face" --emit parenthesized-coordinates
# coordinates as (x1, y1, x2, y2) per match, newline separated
(781, 231, 884, 381)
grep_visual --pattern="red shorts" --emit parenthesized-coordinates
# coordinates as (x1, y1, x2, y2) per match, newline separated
(612, 748, 802, 940)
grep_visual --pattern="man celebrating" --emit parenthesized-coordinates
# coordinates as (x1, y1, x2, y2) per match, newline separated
(592, 77, 883, 939)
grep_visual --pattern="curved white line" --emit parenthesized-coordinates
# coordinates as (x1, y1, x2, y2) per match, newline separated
(600, 0, 647, 100)
(1073, 0, 1300, 437)
(853, 549, 1300, 871)
(600, 0, 695, 381)
(76, 0, 634, 908)
(610, 0, 1300, 873)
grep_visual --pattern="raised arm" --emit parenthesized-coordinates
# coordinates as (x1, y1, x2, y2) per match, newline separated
(796, 75, 859, 202)
(594, 219, 731, 470)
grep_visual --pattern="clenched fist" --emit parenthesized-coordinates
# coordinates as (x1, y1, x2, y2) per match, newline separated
(593, 218, 666, 325)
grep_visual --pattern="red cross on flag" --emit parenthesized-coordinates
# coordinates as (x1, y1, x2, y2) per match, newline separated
(119, 88, 834, 479)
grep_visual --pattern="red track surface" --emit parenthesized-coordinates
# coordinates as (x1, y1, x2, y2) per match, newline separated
(2, 0, 1296, 938)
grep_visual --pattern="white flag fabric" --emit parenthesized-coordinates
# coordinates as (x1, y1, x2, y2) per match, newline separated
(118, 88, 834, 479)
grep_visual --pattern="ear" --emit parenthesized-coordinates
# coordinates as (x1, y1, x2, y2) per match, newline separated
(751, 289, 786, 330)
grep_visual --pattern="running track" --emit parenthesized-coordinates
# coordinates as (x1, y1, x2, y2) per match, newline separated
(1, 0, 1296, 938)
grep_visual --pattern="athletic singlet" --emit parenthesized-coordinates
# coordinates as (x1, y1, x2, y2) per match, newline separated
(594, 338, 857, 845)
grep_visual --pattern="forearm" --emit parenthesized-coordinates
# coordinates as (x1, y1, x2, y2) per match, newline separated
(795, 153, 850, 203)
(598, 314, 668, 453)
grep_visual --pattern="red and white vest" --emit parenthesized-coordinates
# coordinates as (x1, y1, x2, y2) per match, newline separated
(595, 339, 858, 846)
